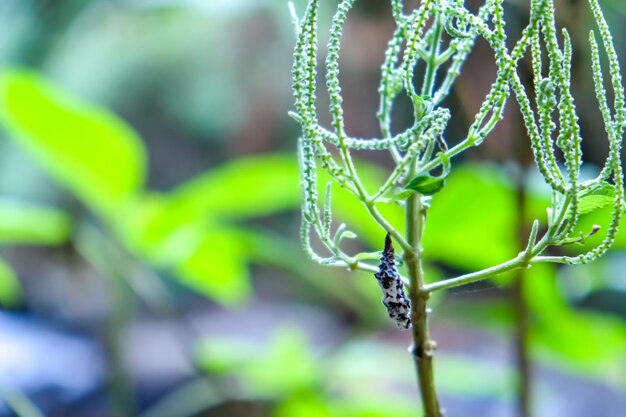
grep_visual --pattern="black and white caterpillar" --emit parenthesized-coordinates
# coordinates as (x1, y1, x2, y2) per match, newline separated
(374, 234, 411, 330)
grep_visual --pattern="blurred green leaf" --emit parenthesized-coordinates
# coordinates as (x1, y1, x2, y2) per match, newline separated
(111, 154, 302, 307)
(0, 259, 20, 307)
(114, 193, 202, 264)
(325, 163, 404, 250)
(168, 153, 300, 220)
(196, 338, 257, 375)
(330, 400, 419, 417)
(117, 154, 301, 257)
(525, 264, 626, 381)
(274, 394, 332, 417)
(423, 164, 517, 270)
(241, 230, 382, 322)
(197, 328, 322, 397)
(330, 339, 512, 401)
(244, 328, 322, 396)
(176, 228, 250, 306)
(0, 69, 146, 216)
(0, 199, 70, 245)
(562, 205, 626, 253)
(437, 354, 513, 398)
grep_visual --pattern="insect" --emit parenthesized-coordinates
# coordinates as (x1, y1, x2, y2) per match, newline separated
(375, 233, 411, 330)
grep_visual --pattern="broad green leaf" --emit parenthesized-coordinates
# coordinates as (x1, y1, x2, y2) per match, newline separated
(423, 164, 517, 270)
(577, 182, 616, 215)
(577, 195, 615, 216)
(117, 154, 301, 254)
(0, 199, 70, 245)
(404, 153, 450, 197)
(404, 175, 446, 196)
(176, 228, 250, 306)
(197, 328, 322, 397)
(0, 259, 21, 307)
(0, 69, 146, 216)
(116, 192, 211, 268)
(167, 153, 300, 220)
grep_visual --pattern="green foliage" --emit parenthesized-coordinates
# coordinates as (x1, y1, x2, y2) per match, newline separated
(198, 328, 520, 417)
(0, 197, 72, 308)
(0, 69, 146, 217)
(403, 169, 447, 196)
(292, 0, 626, 290)
(441, 262, 626, 389)
(175, 229, 251, 306)
(576, 182, 617, 215)
(423, 164, 518, 270)
(509, 0, 625, 265)
(0, 199, 70, 245)
(291, 0, 626, 413)
(165, 154, 301, 220)
(197, 328, 323, 397)
(114, 155, 302, 304)
(526, 264, 626, 373)
(0, 258, 21, 307)
(0, 69, 309, 306)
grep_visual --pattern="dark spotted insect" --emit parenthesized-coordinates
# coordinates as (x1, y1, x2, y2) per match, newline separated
(374, 233, 411, 330)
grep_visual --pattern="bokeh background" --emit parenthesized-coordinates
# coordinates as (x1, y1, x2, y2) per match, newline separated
(0, 0, 625, 416)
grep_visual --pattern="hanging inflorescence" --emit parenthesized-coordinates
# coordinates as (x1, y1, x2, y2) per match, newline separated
(510, 0, 625, 265)
(291, 0, 510, 271)
(290, 0, 625, 310)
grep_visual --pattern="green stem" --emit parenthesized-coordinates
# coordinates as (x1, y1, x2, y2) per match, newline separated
(75, 224, 135, 417)
(513, 268, 532, 417)
(421, 11, 443, 97)
(405, 194, 442, 417)
(365, 202, 413, 253)
(512, 86, 535, 417)
(424, 191, 574, 293)
(1, 389, 45, 417)
(137, 377, 220, 417)
(416, 137, 474, 175)
(423, 254, 529, 293)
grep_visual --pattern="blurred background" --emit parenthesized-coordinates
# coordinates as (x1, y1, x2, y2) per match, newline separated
(0, 0, 624, 416)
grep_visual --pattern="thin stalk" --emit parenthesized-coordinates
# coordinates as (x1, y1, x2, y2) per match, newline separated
(404, 14, 445, 414)
(421, 11, 443, 97)
(512, 270, 531, 417)
(423, 254, 528, 292)
(1, 389, 45, 417)
(75, 224, 136, 417)
(512, 87, 534, 417)
(405, 194, 442, 417)
(365, 201, 413, 253)
(104, 263, 135, 417)
(423, 192, 574, 293)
